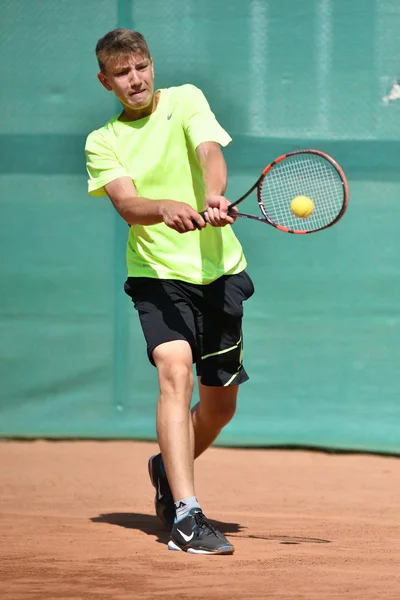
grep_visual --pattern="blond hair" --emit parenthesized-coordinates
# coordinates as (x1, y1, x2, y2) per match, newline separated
(96, 29, 151, 73)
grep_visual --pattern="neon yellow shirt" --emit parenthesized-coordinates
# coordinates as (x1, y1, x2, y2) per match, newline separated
(85, 84, 247, 284)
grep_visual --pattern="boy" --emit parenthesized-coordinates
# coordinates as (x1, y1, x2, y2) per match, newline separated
(85, 29, 254, 555)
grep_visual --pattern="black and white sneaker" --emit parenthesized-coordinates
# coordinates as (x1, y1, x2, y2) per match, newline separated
(148, 454, 175, 531)
(168, 507, 234, 555)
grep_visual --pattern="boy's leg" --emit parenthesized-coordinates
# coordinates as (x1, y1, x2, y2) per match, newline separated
(191, 382, 238, 458)
(152, 339, 234, 555)
(150, 381, 238, 524)
(188, 270, 255, 458)
(148, 381, 238, 530)
(152, 339, 196, 501)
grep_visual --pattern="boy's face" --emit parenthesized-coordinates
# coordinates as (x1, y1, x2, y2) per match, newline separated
(98, 53, 155, 111)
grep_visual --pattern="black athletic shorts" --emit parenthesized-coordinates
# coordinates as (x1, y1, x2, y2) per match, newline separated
(124, 271, 255, 387)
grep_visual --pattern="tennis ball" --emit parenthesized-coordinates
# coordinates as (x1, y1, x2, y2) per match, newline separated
(290, 195, 314, 218)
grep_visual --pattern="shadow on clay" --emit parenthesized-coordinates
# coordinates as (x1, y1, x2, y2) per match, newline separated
(91, 513, 331, 545)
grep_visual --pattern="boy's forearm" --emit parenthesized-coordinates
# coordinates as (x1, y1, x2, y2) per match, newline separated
(114, 196, 167, 226)
(104, 178, 172, 225)
(105, 187, 205, 232)
(199, 145, 228, 198)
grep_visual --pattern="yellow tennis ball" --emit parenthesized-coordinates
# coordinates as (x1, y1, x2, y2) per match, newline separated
(290, 195, 314, 218)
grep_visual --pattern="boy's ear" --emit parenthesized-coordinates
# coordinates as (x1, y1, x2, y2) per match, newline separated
(98, 72, 112, 91)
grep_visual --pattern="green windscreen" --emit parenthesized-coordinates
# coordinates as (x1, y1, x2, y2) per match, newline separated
(1, 0, 399, 454)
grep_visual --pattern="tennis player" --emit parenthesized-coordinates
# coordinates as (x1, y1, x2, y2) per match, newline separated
(85, 29, 254, 555)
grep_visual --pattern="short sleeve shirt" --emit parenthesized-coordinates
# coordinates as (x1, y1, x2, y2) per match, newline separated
(85, 84, 247, 284)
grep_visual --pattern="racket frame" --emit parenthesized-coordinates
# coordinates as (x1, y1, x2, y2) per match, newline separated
(227, 149, 349, 234)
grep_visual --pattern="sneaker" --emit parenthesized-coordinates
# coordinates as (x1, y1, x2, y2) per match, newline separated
(148, 454, 175, 531)
(168, 507, 234, 555)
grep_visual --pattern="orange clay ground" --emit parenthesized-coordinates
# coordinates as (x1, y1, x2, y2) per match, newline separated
(0, 441, 399, 599)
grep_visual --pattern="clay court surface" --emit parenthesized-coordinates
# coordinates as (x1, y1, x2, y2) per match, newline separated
(0, 441, 399, 599)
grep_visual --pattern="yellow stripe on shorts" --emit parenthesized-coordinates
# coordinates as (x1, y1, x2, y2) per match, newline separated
(201, 337, 244, 386)
(201, 337, 242, 361)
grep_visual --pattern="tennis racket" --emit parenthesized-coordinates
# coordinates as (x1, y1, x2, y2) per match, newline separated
(201, 149, 349, 234)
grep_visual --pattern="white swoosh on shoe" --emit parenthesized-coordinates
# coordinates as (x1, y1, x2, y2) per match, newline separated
(177, 529, 194, 542)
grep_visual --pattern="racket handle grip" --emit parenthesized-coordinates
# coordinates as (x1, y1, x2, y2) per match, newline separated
(190, 210, 206, 230)
(199, 207, 235, 216)
(193, 208, 236, 229)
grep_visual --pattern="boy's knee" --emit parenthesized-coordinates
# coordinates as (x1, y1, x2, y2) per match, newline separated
(215, 402, 236, 426)
(153, 341, 194, 386)
(160, 362, 193, 386)
(200, 397, 237, 427)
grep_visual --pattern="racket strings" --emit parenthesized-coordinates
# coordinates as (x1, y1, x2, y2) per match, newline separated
(259, 155, 345, 232)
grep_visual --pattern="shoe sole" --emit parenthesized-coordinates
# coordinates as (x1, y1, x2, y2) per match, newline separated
(168, 540, 234, 555)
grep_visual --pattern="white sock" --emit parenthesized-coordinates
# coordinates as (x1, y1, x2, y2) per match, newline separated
(174, 496, 201, 521)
